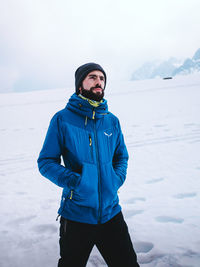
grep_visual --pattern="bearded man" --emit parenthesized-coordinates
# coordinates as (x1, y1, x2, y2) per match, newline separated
(37, 63, 140, 267)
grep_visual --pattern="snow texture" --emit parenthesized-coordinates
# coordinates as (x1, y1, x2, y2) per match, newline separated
(0, 73, 200, 267)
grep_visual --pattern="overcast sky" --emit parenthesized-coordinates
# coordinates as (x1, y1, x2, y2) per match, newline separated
(0, 0, 200, 92)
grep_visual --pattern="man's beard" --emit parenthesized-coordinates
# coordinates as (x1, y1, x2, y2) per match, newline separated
(80, 86, 104, 102)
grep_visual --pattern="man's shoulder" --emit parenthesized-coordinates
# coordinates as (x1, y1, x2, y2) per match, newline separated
(52, 106, 69, 119)
(105, 111, 120, 127)
(48, 107, 70, 125)
(106, 110, 118, 120)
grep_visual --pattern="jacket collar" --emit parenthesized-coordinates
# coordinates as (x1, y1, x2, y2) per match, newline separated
(66, 93, 109, 120)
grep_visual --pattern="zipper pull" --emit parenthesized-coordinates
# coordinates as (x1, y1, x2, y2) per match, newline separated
(89, 135, 92, 146)
(69, 190, 73, 200)
(56, 214, 61, 221)
(85, 116, 88, 126)
(92, 110, 95, 119)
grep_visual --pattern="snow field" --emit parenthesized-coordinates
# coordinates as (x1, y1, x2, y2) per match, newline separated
(0, 74, 200, 266)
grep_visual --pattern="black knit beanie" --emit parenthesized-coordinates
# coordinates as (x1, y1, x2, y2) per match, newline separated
(75, 63, 107, 94)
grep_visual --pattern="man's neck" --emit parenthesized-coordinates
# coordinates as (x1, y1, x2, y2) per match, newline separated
(78, 94, 103, 107)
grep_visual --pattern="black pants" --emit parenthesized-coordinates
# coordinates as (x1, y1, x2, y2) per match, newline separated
(58, 212, 140, 267)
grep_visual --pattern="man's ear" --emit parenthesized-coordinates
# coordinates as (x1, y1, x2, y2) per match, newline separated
(79, 87, 82, 94)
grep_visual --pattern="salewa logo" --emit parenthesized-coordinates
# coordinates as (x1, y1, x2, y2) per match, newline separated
(104, 132, 112, 137)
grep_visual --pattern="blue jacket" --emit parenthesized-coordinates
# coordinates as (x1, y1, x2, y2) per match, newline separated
(37, 93, 129, 224)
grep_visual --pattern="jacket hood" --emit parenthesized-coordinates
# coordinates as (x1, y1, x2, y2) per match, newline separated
(66, 93, 109, 120)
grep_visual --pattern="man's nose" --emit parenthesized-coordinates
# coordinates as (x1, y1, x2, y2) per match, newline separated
(96, 77, 102, 86)
(95, 83, 102, 88)
(95, 81, 101, 87)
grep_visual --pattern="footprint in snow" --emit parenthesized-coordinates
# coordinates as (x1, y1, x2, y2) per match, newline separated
(155, 216, 184, 224)
(16, 191, 27, 195)
(134, 241, 154, 253)
(173, 192, 197, 199)
(17, 238, 39, 249)
(154, 124, 167, 128)
(146, 178, 164, 184)
(137, 251, 165, 264)
(124, 197, 146, 204)
(31, 224, 57, 234)
(89, 255, 107, 266)
(7, 215, 37, 226)
(124, 209, 144, 218)
(184, 123, 196, 127)
(145, 132, 153, 136)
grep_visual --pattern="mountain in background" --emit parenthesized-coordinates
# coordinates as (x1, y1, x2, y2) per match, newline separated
(131, 48, 200, 80)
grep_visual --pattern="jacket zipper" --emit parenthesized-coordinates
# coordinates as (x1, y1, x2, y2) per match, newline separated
(93, 116, 102, 224)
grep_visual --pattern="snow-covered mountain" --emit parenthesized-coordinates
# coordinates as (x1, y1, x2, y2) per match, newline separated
(131, 48, 200, 80)
(172, 48, 200, 76)
(131, 58, 182, 80)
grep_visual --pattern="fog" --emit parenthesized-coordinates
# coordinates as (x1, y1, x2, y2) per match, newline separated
(0, 0, 200, 92)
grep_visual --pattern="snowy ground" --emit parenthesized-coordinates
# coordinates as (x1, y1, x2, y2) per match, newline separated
(0, 74, 200, 267)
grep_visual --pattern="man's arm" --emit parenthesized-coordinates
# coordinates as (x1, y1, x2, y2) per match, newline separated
(112, 120, 129, 185)
(37, 114, 80, 189)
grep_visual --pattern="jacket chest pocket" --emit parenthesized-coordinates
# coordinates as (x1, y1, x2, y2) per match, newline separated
(98, 129, 116, 163)
(77, 133, 94, 163)
(64, 128, 94, 164)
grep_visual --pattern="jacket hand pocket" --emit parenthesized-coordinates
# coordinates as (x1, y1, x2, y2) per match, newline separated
(67, 173, 81, 189)
(67, 165, 99, 208)
(111, 166, 124, 190)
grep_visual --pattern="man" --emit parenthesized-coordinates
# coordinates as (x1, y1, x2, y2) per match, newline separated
(37, 63, 140, 267)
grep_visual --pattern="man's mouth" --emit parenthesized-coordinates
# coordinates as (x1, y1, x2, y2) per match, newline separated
(93, 87, 102, 93)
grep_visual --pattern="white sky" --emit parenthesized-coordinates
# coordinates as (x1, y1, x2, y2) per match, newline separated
(0, 0, 200, 92)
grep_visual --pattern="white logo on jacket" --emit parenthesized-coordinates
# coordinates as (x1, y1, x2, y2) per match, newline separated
(104, 132, 112, 137)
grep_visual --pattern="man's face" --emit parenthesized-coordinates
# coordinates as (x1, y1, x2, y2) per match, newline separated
(79, 70, 105, 101)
